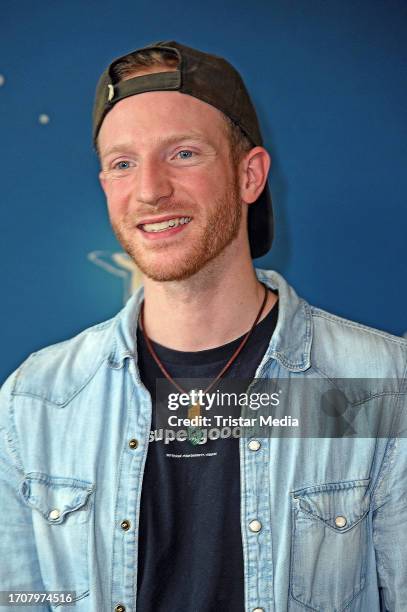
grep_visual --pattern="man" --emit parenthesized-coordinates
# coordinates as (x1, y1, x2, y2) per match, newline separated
(0, 40, 406, 612)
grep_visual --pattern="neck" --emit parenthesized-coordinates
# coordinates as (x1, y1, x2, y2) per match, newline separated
(141, 249, 277, 352)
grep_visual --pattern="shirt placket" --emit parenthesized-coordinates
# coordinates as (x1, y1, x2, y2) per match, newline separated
(240, 432, 274, 612)
(111, 359, 152, 612)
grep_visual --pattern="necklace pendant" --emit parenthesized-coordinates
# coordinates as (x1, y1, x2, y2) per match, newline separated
(188, 401, 201, 420)
(187, 426, 205, 446)
(187, 398, 205, 445)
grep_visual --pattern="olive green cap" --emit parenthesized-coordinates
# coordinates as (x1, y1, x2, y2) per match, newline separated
(93, 40, 273, 258)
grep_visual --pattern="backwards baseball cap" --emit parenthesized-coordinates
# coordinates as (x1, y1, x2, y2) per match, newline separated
(93, 40, 273, 258)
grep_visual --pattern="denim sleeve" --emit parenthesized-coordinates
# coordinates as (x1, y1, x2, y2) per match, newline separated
(372, 391, 407, 612)
(0, 370, 51, 612)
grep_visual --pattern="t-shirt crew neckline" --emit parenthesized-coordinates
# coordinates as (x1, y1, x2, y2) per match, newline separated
(137, 292, 279, 366)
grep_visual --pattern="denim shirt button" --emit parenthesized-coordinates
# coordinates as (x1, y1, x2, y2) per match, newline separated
(248, 439, 261, 451)
(249, 519, 262, 533)
(129, 438, 138, 449)
(253, 608, 265, 612)
(120, 519, 131, 531)
(48, 509, 60, 520)
(114, 605, 125, 612)
(334, 515, 347, 528)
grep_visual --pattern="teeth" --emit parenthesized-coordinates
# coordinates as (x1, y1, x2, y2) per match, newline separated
(142, 217, 191, 233)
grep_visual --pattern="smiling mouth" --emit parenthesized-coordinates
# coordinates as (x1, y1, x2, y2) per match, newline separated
(139, 216, 192, 233)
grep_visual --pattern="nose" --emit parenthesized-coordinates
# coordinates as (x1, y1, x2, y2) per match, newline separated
(132, 158, 173, 206)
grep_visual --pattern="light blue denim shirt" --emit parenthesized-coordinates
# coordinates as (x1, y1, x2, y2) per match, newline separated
(1, 269, 406, 612)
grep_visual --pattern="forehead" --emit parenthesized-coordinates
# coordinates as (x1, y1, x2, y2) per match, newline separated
(97, 90, 229, 153)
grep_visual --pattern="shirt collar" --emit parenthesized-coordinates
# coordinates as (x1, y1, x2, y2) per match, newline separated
(255, 269, 312, 372)
(107, 268, 313, 373)
(107, 285, 144, 370)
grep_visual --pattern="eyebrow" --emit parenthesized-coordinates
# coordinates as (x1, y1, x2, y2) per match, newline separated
(100, 133, 213, 159)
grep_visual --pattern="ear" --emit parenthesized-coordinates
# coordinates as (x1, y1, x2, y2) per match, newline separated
(239, 146, 271, 204)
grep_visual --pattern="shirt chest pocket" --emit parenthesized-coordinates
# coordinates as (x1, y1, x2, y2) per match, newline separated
(20, 473, 95, 605)
(290, 478, 370, 612)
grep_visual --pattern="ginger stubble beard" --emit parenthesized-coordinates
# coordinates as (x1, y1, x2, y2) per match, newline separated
(109, 170, 243, 282)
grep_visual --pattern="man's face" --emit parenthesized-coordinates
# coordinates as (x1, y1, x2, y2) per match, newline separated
(98, 90, 246, 282)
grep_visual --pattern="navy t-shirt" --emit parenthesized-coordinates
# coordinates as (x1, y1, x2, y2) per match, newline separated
(136, 296, 278, 611)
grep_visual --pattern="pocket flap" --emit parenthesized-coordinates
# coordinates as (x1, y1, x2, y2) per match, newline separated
(20, 473, 94, 524)
(293, 478, 370, 531)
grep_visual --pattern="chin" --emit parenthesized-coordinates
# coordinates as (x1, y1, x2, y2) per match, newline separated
(112, 195, 243, 283)
(131, 253, 212, 282)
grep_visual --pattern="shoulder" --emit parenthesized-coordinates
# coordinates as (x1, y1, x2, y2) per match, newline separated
(0, 282, 145, 406)
(1, 316, 117, 406)
(309, 305, 407, 378)
(255, 268, 407, 378)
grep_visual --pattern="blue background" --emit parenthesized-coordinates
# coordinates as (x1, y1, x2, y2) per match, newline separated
(1, 0, 406, 382)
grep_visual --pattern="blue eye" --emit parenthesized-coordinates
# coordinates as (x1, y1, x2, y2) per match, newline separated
(115, 160, 131, 170)
(177, 150, 194, 159)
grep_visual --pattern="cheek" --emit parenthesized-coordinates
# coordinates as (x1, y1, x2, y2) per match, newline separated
(184, 170, 222, 199)
(105, 182, 132, 215)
